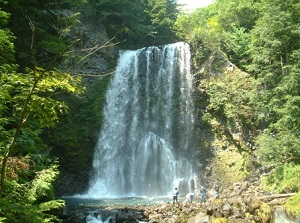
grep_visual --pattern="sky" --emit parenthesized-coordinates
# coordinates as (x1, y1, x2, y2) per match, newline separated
(177, 0, 214, 11)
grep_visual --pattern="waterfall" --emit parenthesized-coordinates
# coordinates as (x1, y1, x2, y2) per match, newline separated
(87, 42, 198, 198)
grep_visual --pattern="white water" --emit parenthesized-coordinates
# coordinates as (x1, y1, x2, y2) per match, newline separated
(86, 214, 147, 223)
(87, 42, 198, 198)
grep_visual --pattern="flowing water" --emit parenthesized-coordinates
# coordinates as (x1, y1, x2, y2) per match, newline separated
(87, 42, 199, 198)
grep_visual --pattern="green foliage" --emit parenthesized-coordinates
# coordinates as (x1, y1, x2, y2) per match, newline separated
(26, 164, 59, 203)
(251, 0, 300, 169)
(261, 163, 300, 193)
(256, 130, 300, 165)
(175, 6, 223, 51)
(175, 0, 257, 68)
(43, 76, 110, 175)
(57, 12, 81, 38)
(285, 193, 300, 217)
(0, 68, 83, 191)
(0, 3, 84, 221)
(0, 69, 81, 218)
(83, 0, 179, 48)
(0, 164, 65, 223)
(223, 26, 251, 69)
(145, 0, 179, 45)
(203, 69, 258, 148)
(3, 0, 82, 69)
(0, 28, 15, 64)
(177, 0, 300, 194)
(214, 0, 257, 30)
(83, 0, 150, 48)
(0, 4, 15, 66)
(0, 70, 82, 158)
(39, 36, 69, 55)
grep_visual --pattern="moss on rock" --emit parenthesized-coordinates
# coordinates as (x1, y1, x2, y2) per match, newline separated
(210, 145, 247, 187)
(285, 193, 300, 218)
(257, 202, 272, 223)
(212, 217, 227, 223)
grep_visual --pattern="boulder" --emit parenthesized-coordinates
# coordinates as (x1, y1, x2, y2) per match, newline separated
(188, 212, 210, 223)
(257, 203, 272, 223)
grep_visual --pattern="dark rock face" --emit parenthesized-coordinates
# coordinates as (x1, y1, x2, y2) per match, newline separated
(54, 171, 90, 197)
(59, 13, 118, 77)
(53, 13, 118, 197)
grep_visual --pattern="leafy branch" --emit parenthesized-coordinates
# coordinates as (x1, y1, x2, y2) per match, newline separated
(0, 20, 81, 196)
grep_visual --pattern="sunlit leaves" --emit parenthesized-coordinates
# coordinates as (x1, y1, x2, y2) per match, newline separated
(261, 163, 300, 193)
(0, 164, 65, 223)
(26, 164, 59, 203)
(175, 6, 223, 50)
(0, 69, 83, 165)
(175, 0, 257, 60)
(204, 69, 258, 145)
(0, 28, 15, 64)
(39, 199, 65, 212)
(0, 68, 73, 222)
(223, 26, 251, 68)
(250, 0, 300, 167)
(175, 0, 300, 195)
(249, 0, 300, 76)
(0, 5, 15, 65)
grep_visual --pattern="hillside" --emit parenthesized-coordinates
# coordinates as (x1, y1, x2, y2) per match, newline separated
(0, 0, 299, 222)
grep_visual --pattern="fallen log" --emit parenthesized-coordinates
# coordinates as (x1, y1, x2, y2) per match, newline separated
(257, 193, 297, 201)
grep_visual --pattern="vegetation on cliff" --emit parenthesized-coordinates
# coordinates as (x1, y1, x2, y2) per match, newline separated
(0, 0, 181, 221)
(0, 0, 299, 221)
(175, 0, 300, 216)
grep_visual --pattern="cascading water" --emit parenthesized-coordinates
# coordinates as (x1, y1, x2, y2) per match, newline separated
(87, 42, 198, 198)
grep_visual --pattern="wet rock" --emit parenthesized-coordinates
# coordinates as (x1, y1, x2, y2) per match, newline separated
(60, 174, 294, 223)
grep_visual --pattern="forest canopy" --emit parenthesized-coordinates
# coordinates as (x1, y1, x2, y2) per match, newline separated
(175, 0, 300, 195)
(0, 0, 300, 221)
(0, 0, 181, 221)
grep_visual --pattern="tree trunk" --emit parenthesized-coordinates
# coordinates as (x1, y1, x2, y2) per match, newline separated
(257, 193, 297, 201)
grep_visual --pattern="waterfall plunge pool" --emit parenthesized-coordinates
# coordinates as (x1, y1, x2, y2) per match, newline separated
(60, 196, 188, 223)
(62, 195, 177, 207)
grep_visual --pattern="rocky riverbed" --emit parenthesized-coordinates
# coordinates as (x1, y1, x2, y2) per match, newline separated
(60, 177, 299, 223)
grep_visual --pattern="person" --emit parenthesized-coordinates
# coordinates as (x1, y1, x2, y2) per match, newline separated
(173, 187, 179, 205)
(185, 192, 194, 203)
(200, 186, 206, 203)
(214, 183, 220, 199)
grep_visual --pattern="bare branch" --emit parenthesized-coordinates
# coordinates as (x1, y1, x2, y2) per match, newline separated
(74, 70, 116, 78)
(67, 36, 121, 73)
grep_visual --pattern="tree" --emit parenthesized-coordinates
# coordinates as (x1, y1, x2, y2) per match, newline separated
(175, 0, 300, 194)
(82, 0, 152, 48)
(145, 0, 179, 45)
(0, 8, 83, 220)
(247, 0, 300, 170)
(0, 0, 16, 71)
(82, 0, 180, 48)
(2, 0, 83, 70)
(175, 0, 257, 69)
